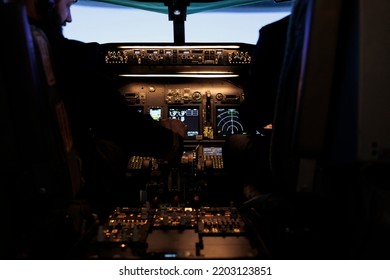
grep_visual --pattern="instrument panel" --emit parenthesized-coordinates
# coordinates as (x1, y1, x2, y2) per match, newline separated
(100, 44, 254, 211)
(85, 43, 268, 259)
(119, 80, 246, 140)
(101, 43, 253, 142)
(100, 43, 254, 206)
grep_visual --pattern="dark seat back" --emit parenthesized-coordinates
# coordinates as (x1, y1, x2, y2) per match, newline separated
(253, 0, 347, 258)
(270, 0, 343, 192)
(0, 1, 84, 258)
(269, 0, 390, 259)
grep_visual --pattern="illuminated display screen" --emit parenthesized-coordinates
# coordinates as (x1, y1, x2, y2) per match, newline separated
(149, 107, 162, 121)
(168, 106, 200, 137)
(216, 106, 245, 136)
(203, 147, 222, 156)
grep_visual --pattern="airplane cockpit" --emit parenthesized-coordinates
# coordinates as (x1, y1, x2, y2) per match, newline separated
(1, 0, 390, 260)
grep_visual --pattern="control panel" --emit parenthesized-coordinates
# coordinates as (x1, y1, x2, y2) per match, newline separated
(100, 43, 255, 206)
(126, 145, 227, 207)
(91, 206, 257, 259)
(85, 43, 265, 260)
(100, 43, 253, 142)
(103, 44, 252, 66)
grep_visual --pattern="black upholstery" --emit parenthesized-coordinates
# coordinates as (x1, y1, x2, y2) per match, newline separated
(267, 0, 390, 259)
(242, 0, 348, 259)
(0, 2, 86, 259)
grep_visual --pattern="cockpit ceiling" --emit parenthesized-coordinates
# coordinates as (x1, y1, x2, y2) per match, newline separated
(78, 0, 293, 15)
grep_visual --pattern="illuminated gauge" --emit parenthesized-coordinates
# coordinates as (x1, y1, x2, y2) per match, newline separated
(169, 109, 186, 117)
(192, 91, 201, 101)
(216, 107, 244, 136)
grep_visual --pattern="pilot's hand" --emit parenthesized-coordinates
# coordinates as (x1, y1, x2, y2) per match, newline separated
(160, 118, 187, 138)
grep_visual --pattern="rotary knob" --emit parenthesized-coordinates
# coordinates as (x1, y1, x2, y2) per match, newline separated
(192, 91, 201, 101)
(215, 92, 224, 101)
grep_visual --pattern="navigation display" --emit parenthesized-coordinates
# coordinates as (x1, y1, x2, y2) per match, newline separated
(216, 106, 245, 136)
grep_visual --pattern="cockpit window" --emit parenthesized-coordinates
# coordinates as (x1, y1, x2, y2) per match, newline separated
(64, 0, 292, 44)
